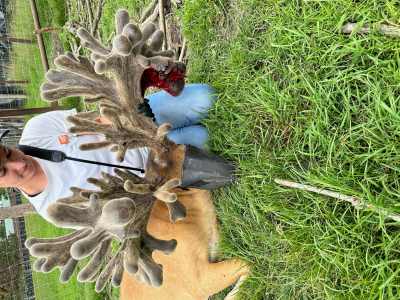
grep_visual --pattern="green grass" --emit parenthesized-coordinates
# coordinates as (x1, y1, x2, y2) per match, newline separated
(8, 0, 78, 111)
(24, 214, 103, 300)
(181, 0, 400, 299)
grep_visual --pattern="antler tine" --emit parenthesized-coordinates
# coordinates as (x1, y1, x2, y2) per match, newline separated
(70, 229, 111, 260)
(26, 228, 91, 280)
(54, 54, 106, 82)
(95, 251, 122, 292)
(60, 257, 79, 283)
(25, 228, 85, 248)
(46, 194, 101, 229)
(140, 22, 157, 42)
(111, 255, 125, 287)
(77, 28, 111, 56)
(152, 178, 181, 203)
(148, 30, 164, 52)
(122, 23, 143, 46)
(138, 250, 163, 287)
(116, 9, 130, 34)
(41, 54, 117, 103)
(115, 168, 145, 184)
(78, 238, 112, 282)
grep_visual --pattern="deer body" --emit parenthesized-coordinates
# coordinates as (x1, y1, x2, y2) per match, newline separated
(120, 189, 249, 300)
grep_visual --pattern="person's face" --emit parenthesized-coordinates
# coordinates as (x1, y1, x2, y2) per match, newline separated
(0, 145, 38, 188)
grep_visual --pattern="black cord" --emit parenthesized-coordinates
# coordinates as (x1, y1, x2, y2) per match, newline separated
(65, 156, 145, 173)
(17, 144, 145, 173)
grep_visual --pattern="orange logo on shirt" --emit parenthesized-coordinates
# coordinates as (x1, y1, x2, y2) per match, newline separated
(58, 134, 70, 145)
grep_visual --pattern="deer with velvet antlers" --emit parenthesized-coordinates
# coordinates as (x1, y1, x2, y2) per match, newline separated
(24, 7, 248, 299)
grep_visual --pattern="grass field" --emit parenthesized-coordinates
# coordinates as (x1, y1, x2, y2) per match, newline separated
(181, 0, 400, 299)
(8, 0, 78, 110)
(24, 215, 104, 300)
(13, 0, 400, 299)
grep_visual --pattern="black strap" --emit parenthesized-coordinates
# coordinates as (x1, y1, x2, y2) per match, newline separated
(17, 144, 145, 173)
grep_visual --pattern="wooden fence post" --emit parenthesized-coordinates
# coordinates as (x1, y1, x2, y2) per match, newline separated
(0, 36, 34, 44)
(0, 107, 69, 118)
(0, 80, 29, 85)
(0, 203, 36, 221)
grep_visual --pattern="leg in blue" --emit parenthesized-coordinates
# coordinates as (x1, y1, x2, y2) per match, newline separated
(147, 84, 216, 149)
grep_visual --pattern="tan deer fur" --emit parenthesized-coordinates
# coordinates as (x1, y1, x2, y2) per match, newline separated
(120, 189, 249, 300)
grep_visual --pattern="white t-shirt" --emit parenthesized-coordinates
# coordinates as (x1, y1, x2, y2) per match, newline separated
(19, 109, 149, 223)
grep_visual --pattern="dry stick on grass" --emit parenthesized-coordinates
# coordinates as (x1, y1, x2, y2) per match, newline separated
(158, 0, 168, 50)
(178, 38, 186, 62)
(342, 22, 400, 38)
(91, 0, 104, 37)
(84, 0, 94, 31)
(140, 0, 158, 23)
(143, 4, 159, 24)
(274, 179, 400, 222)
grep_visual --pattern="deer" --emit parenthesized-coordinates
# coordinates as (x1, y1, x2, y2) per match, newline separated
(23, 7, 250, 299)
(120, 188, 249, 300)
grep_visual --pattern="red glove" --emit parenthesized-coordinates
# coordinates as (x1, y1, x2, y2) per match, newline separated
(141, 62, 186, 97)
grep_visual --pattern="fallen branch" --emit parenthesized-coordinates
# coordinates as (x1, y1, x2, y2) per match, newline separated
(91, 0, 104, 37)
(0, 203, 37, 220)
(342, 22, 400, 38)
(140, 0, 158, 23)
(158, 0, 168, 50)
(85, 0, 94, 31)
(274, 179, 400, 222)
(178, 37, 186, 62)
(143, 3, 159, 24)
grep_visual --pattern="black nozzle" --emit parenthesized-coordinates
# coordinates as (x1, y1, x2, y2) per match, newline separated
(181, 145, 236, 190)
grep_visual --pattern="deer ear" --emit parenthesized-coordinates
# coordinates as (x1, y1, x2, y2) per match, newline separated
(153, 190, 177, 203)
(166, 201, 187, 223)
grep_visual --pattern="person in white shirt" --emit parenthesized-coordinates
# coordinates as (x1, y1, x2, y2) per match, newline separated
(0, 84, 218, 223)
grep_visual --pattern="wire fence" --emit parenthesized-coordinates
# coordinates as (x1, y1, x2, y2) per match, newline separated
(0, 1, 73, 299)
(1, 0, 32, 107)
(0, 1, 41, 295)
(0, 189, 35, 300)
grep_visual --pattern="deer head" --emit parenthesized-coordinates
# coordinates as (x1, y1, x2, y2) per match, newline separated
(27, 8, 190, 292)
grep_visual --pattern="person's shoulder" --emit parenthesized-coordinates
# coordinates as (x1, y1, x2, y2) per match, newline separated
(28, 108, 77, 122)
(25, 109, 76, 128)
(20, 109, 77, 143)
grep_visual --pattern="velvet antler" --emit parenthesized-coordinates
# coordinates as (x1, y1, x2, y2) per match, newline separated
(26, 169, 183, 292)
(40, 9, 185, 165)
